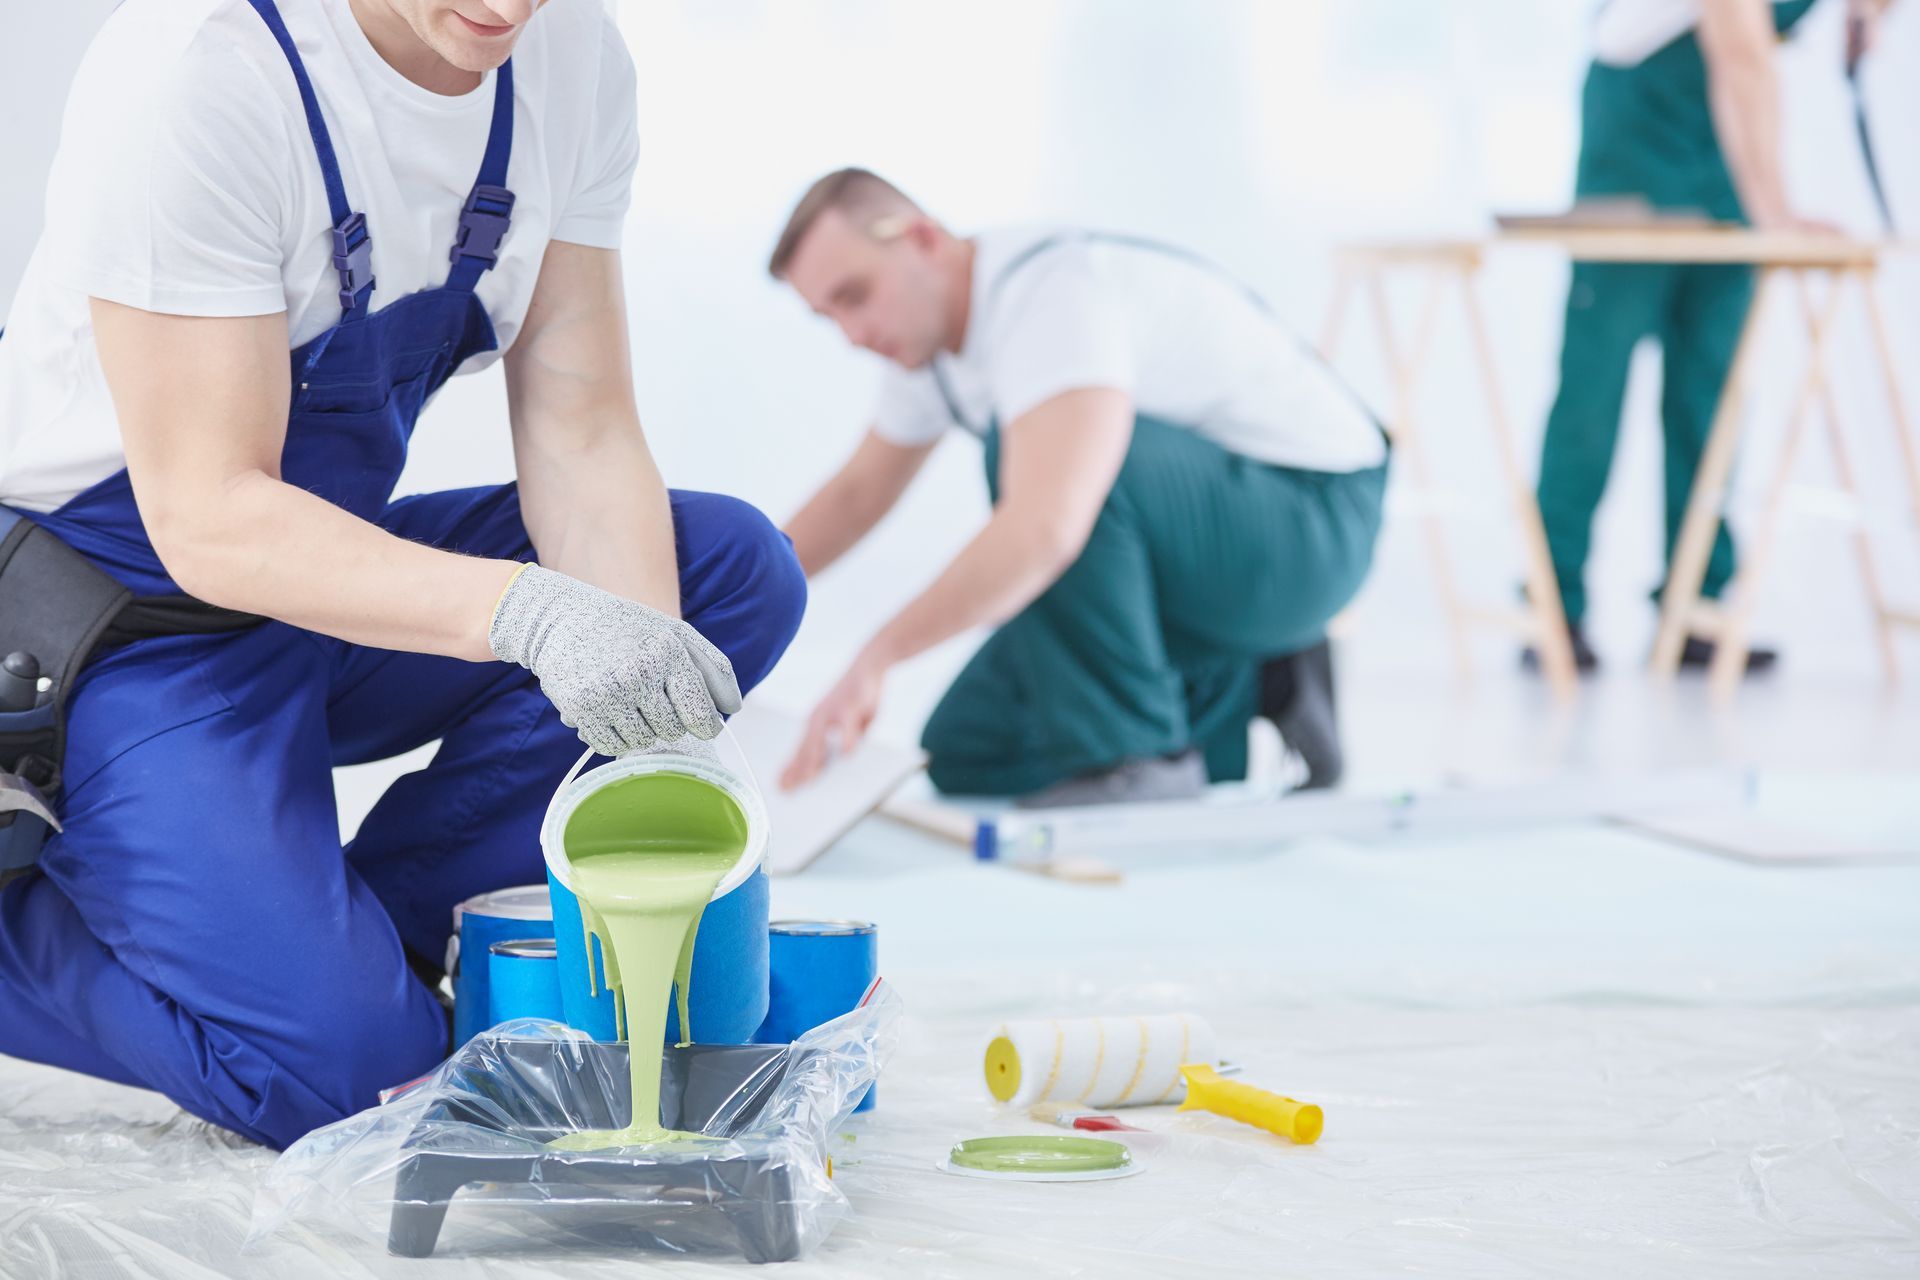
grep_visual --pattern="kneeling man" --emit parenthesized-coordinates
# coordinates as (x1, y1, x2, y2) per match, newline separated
(775, 170, 1386, 805)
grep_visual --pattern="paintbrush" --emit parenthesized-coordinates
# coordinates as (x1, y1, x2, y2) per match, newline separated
(1028, 1101, 1150, 1133)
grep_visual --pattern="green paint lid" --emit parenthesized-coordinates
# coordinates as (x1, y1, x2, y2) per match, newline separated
(943, 1135, 1137, 1181)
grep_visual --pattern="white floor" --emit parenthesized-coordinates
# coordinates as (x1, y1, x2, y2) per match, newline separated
(4, 642, 1918, 1278)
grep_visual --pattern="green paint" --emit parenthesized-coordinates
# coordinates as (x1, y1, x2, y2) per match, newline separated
(546, 771, 747, 1152)
(947, 1135, 1133, 1175)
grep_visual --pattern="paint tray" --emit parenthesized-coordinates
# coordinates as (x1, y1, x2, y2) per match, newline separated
(247, 983, 900, 1265)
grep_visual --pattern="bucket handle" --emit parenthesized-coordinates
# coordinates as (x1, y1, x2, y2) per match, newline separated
(540, 747, 599, 853)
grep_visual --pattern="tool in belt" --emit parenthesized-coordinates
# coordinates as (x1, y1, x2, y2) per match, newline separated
(0, 509, 262, 884)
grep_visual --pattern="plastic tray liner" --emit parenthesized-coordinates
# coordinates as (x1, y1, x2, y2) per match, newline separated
(246, 982, 900, 1264)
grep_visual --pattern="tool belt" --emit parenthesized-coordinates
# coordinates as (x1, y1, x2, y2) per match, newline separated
(0, 510, 263, 885)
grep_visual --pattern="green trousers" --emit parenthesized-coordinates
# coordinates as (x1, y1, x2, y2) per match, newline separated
(1536, 0, 1814, 625)
(1538, 260, 1753, 622)
(921, 416, 1386, 797)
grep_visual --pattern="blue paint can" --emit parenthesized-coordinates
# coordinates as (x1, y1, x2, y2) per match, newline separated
(448, 884, 552, 1047)
(549, 865, 770, 1045)
(542, 740, 771, 1048)
(755, 920, 879, 1111)
(487, 938, 566, 1025)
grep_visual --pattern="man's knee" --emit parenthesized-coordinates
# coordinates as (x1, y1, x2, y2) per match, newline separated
(732, 501, 807, 652)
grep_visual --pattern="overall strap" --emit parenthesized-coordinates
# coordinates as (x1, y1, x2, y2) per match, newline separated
(447, 59, 517, 293)
(934, 231, 1382, 442)
(932, 232, 1277, 438)
(997, 232, 1279, 319)
(244, 0, 375, 321)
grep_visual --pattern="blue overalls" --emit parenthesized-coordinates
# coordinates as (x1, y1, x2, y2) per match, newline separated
(0, 0, 803, 1149)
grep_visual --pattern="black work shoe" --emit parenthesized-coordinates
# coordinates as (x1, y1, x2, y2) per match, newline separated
(1258, 639, 1342, 790)
(1677, 636, 1778, 674)
(1521, 625, 1599, 675)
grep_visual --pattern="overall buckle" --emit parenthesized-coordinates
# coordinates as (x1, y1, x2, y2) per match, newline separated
(450, 184, 516, 269)
(330, 212, 375, 313)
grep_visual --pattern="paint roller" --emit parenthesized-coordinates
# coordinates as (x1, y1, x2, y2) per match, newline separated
(982, 1014, 1322, 1143)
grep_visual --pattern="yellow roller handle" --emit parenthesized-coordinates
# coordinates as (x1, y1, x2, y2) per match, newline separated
(1177, 1064, 1323, 1144)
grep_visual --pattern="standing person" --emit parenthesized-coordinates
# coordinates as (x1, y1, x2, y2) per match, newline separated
(771, 170, 1387, 806)
(1531, 0, 1890, 671)
(0, 0, 804, 1148)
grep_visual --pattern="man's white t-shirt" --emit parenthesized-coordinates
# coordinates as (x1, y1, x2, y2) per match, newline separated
(872, 227, 1386, 475)
(0, 0, 638, 513)
(1590, 0, 1800, 67)
(1591, 0, 1704, 67)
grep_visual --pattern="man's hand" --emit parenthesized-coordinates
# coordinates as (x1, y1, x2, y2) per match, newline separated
(780, 651, 886, 790)
(490, 564, 742, 756)
(776, 387, 1133, 792)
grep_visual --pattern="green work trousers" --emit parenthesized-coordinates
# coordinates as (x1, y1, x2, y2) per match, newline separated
(921, 416, 1386, 798)
(1539, 260, 1754, 622)
(1536, 0, 1814, 624)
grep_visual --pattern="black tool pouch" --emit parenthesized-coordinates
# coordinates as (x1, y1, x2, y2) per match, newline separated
(0, 511, 260, 885)
(0, 513, 129, 884)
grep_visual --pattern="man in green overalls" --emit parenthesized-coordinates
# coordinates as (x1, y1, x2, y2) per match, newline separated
(1532, 0, 1889, 672)
(767, 170, 1389, 804)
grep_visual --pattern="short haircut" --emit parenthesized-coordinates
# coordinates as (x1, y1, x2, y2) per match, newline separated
(767, 168, 925, 279)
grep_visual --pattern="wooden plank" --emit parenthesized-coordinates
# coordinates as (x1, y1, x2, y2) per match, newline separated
(1496, 227, 1878, 267)
(1336, 230, 1880, 268)
(1336, 240, 1481, 266)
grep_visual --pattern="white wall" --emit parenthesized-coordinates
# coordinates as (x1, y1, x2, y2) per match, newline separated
(5, 1, 1916, 755)
(1, 1, 122, 306)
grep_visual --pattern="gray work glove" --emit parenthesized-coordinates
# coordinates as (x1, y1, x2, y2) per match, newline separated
(489, 564, 742, 756)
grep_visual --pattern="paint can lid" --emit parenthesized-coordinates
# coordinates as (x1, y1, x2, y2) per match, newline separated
(770, 919, 876, 937)
(939, 1135, 1141, 1182)
(489, 937, 558, 959)
(453, 884, 551, 927)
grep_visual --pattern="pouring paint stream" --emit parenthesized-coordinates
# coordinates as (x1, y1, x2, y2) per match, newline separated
(547, 771, 747, 1150)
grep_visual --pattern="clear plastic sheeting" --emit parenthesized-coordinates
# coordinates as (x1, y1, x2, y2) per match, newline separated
(247, 983, 899, 1264)
(2, 812, 1917, 1278)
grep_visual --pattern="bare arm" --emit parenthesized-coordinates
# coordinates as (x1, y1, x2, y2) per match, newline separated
(783, 429, 936, 577)
(862, 389, 1133, 667)
(780, 388, 1134, 787)
(506, 240, 680, 616)
(1696, 0, 1798, 228)
(93, 300, 518, 661)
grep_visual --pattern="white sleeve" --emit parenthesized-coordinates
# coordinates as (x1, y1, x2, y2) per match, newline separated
(981, 247, 1134, 426)
(551, 12, 639, 249)
(40, 35, 296, 317)
(871, 366, 954, 447)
